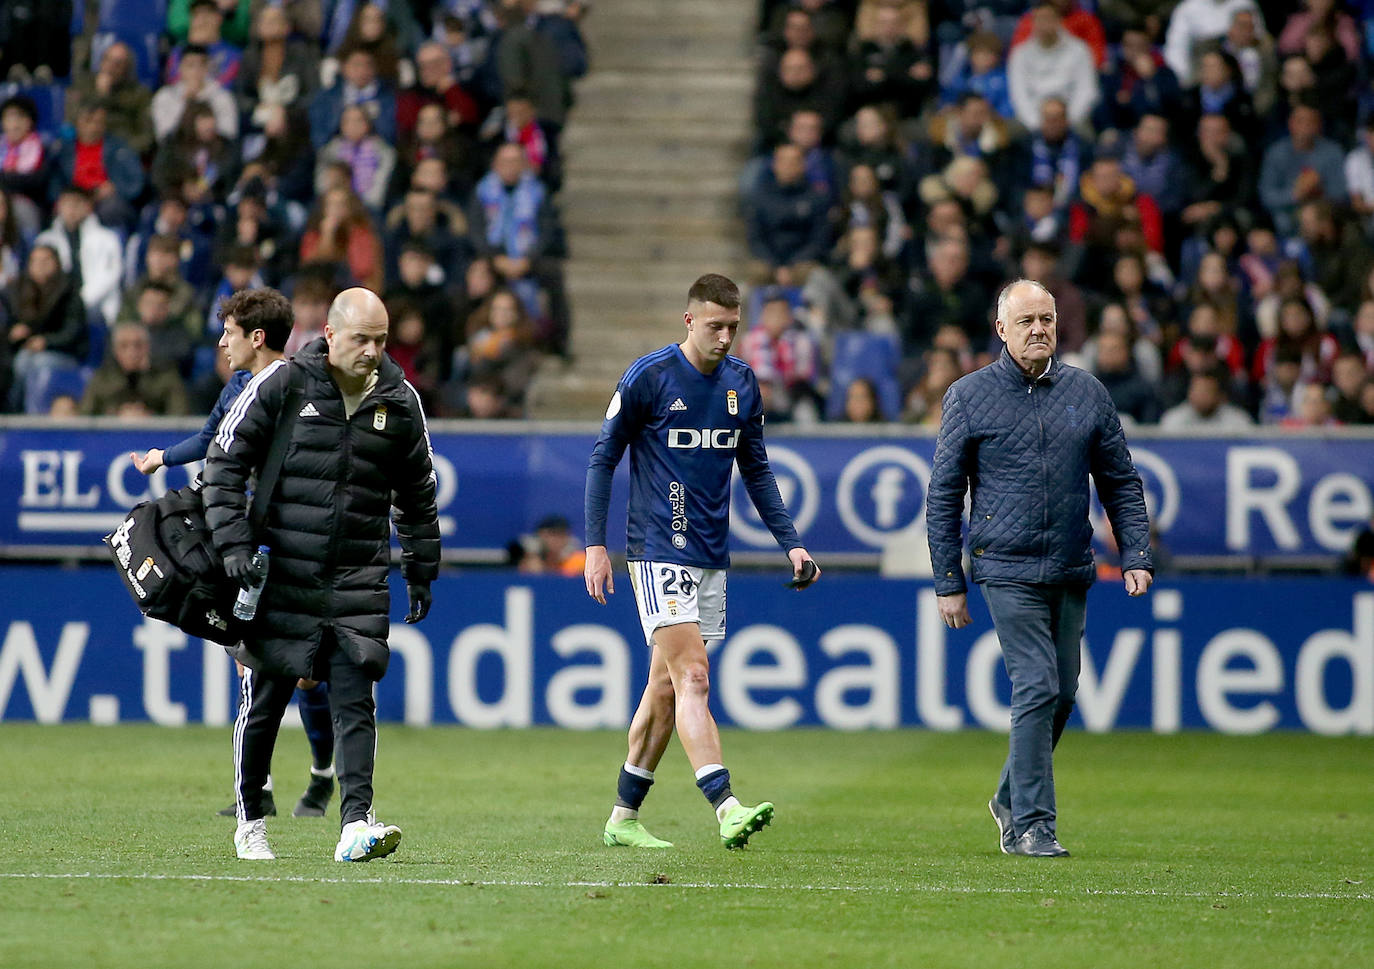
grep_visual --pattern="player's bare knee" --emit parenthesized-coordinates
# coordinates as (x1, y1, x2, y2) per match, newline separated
(674, 663, 712, 699)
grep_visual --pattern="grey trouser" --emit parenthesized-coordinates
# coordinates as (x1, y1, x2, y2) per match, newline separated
(982, 581, 1088, 838)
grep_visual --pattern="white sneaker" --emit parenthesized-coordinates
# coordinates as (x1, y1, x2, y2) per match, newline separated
(334, 818, 402, 862)
(234, 818, 275, 860)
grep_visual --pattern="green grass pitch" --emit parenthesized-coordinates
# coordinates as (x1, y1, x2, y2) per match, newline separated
(0, 725, 1369, 968)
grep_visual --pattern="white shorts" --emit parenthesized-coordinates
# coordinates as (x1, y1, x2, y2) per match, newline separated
(627, 561, 727, 647)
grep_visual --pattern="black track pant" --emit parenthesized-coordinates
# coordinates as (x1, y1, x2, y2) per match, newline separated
(233, 630, 377, 828)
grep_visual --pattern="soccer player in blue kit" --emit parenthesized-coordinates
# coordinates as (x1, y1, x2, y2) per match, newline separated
(584, 273, 820, 849)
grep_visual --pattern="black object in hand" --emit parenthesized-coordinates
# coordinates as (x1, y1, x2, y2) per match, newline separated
(405, 582, 432, 623)
(786, 559, 818, 589)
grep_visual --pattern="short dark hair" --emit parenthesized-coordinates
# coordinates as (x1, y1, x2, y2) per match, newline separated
(687, 273, 740, 309)
(140, 279, 175, 299)
(181, 44, 210, 61)
(224, 244, 260, 269)
(220, 287, 293, 352)
(0, 94, 38, 128)
(148, 233, 182, 256)
(77, 96, 110, 117)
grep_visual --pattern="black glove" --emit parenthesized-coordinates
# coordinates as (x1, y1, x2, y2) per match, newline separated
(405, 582, 432, 623)
(223, 550, 256, 588)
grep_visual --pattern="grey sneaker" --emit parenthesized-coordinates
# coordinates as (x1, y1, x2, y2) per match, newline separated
(1009, 823, 1070, 857)
(988, 798, 1013, 854)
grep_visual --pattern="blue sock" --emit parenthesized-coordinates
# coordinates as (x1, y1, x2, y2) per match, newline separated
(296, 682, 334, 771)
(616, 763, 654, 810)
(695, 765, 733, 809)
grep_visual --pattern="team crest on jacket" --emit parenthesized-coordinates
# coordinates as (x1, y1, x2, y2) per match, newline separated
(374, 405, 387, 430)
(726, 389, 738, 415)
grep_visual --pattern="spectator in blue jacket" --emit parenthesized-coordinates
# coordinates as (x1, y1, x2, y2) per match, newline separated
(926, 278, 1153, 858)
(1259, 102, 1347, 236)
(49, 99, 146, 232)
(307, 47, 397, 150)
(746, 143, 831, 287)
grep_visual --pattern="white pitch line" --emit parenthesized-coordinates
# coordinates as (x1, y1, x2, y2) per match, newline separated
(0, 872, 1369, 901)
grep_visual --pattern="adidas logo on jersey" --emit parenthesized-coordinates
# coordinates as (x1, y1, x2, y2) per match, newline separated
(668, 398, 687, 412)
(299, 402, 321, 417)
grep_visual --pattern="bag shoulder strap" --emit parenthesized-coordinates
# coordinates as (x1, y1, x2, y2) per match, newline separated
(248, 363, 305, 541)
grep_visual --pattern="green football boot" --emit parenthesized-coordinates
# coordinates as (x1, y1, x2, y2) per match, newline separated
(720, 802, 774, 849)
(603, 818, 674, 848)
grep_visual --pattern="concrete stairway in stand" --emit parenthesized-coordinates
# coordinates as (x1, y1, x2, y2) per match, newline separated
(525, 0, 757, 419)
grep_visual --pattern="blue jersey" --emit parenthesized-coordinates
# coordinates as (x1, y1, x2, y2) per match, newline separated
(585, 344, 801, 568)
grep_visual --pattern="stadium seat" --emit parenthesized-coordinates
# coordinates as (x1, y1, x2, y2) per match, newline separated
(97, 0, 168, 36)
(85, 319, 108, 370)
(25, 364, 90, 414)
(746, 284, 806, 324)
(826, 332, 902, 421)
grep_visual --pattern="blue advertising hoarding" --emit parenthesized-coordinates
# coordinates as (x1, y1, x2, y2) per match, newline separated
(0, 422, 1371, 561)
(1, 567, 1369, 734)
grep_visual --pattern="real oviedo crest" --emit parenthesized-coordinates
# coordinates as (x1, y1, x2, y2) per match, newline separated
(726, 390, 738, 416)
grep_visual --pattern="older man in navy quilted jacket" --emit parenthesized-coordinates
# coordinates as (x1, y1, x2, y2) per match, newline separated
(927, 278, 1153, 858)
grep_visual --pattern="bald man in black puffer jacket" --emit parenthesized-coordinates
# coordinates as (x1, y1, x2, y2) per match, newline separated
(205, 287, 439, 864)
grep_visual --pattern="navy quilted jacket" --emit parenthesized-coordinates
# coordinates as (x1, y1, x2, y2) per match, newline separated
(927, 348, 1153, 594)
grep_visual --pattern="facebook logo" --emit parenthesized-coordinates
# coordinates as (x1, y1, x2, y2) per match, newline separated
(836, 447, 931, 547)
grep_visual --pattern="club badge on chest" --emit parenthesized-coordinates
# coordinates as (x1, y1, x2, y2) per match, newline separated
(374, 405, 387, 430)
(726, 390, 738, 416)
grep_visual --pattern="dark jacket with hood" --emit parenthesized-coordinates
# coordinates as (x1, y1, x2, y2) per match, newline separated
(202, 340, 439, 680)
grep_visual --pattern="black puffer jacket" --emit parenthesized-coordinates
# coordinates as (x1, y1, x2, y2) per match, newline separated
(203, 340, 440, 680)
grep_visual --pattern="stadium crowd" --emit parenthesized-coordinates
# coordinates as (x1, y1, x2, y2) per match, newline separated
(744, 0, 1374, 428)
(0, 0, 584, 419)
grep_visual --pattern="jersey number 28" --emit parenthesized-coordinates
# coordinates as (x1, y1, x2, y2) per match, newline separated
(659, 567, 696, 597)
